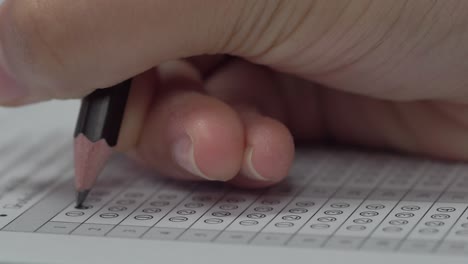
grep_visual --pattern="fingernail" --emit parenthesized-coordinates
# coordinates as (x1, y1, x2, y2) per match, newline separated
(0, 47, 25, 104)
(172, 134, 212, 180)
(242, 147, 268, 181)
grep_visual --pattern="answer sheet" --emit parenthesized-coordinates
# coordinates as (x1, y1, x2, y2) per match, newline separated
(0, 101, 467, 264)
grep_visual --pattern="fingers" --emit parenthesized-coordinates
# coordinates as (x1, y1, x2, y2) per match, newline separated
(0, 0, 272, 104)
(131, 61, 245, 181)
(205, 59, 294, 187)
(118, 59, 294, 186)
(232, 107, 295, 188)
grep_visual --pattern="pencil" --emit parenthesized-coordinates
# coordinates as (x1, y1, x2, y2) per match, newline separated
(73, 80, 131, 208)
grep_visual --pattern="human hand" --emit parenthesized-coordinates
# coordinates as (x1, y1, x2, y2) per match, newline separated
(1, 0, 467, 187)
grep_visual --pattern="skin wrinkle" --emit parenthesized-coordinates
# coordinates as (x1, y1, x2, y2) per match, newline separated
(247, 1, 312, 61)
(362, 1, 442, 100)
(224, 1, 271, 56)
(248, 1, 295, 59)
(236, 1, 282, 57)
(350, 0, 441, 100)
(243, 0, 282, 55)
(269, 1, 317, 54)
(299, 0, 355, 66)
(275, 0, 371, 74)
(311, 0, 409, 80)
(217, 2, 250, 54)
(308, 0, 380, 72)
(266, 0, 355, 70)
(288, 2, 388, 80)
(419, 0, 463, 56)
(262, 0, 318, 67)
(207, 2, 240, 54)
(406, 2, 466, 99)
(370, 1, 465, 101)
(372, 2, 439, 71)
(404, 0, 444, 56)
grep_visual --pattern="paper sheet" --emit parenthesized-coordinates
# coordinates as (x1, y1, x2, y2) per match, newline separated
(0, 101, 467, 263)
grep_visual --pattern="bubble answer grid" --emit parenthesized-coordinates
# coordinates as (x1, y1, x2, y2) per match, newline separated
(0, 138, 468, 255)
(0, 102, 468, 256)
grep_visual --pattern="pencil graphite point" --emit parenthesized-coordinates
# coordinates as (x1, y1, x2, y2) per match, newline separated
(74, 134, 112, 200)
(76, 190, 90, 208)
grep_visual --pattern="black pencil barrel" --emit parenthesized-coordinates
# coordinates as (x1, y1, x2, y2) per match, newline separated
(74, 80, 131, 146)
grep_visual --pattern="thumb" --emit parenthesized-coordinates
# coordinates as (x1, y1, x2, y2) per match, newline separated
(0, 0, 282, 105)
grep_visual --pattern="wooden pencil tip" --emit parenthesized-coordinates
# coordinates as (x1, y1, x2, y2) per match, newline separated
(74, 134, 112, 191)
